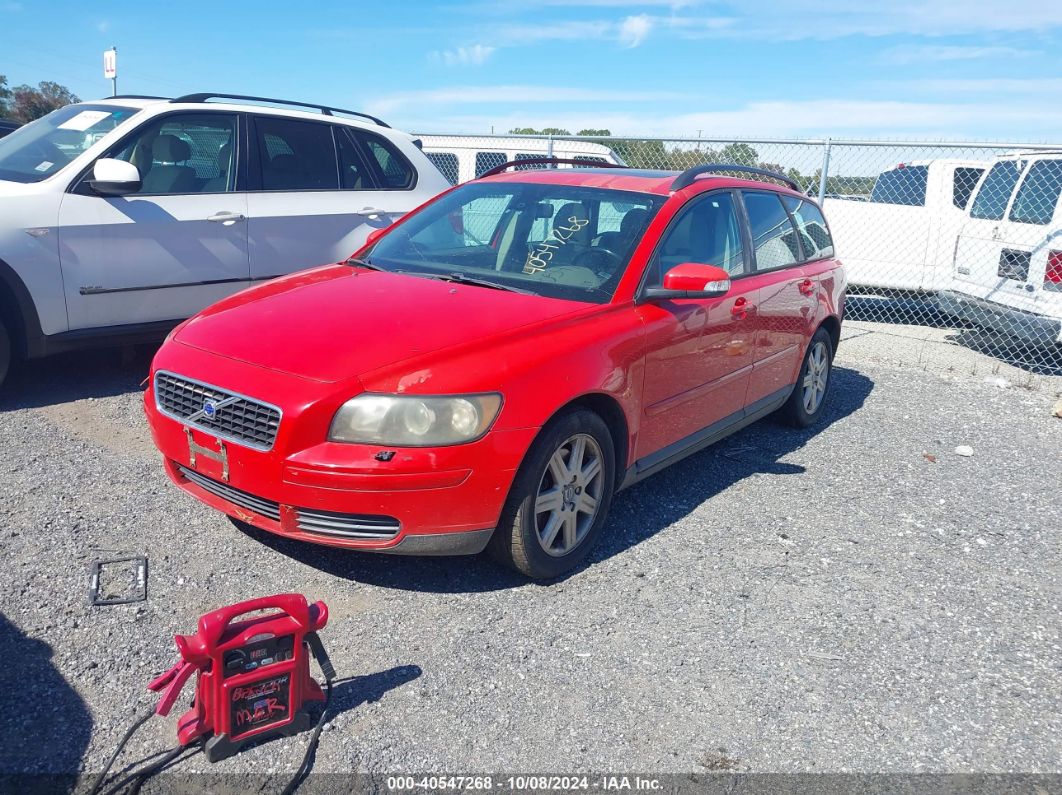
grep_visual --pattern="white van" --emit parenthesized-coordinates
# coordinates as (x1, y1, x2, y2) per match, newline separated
(939, 153, 1062, 345)
(418, 135, 626, 184)
(822, 159, 986, 293)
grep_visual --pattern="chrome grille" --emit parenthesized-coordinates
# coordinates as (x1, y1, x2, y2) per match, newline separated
(296, 507, 400, 540)
(177, 466, 281, 521)
(155, 371, 280, 450)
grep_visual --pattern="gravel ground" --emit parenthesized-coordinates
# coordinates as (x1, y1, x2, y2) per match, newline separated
(0, 328, 1059, 785)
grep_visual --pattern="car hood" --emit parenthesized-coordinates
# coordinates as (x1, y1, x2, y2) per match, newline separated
(174, 265, 589, 383)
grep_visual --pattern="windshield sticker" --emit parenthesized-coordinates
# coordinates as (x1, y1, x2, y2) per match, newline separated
(34, 161, 54, 172)
(57, 110, 111, 131)
(523, 216, 590, 274)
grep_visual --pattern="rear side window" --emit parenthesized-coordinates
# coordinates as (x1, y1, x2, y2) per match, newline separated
(514, 153, 539, 171)
(743, 191, 802, 270)
(426, 151, 458, 185)
(870, 166, 928, 206)
(970, 160, 1021, 220)
(475, 151, 506, 177)
(357, 132, 414, 189)
(782, 196, 834, 261)
(1009, 159, 1062, 225)
(953, 167, 984, 209)
(255, 116, 338, 191)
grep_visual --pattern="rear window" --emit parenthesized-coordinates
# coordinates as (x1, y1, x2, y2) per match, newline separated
(426, 151, 458, 185)
(475, 151, 506, 178)
(952, 167, 984, 209)
(870, 165, 928, 206)
(1009, 159, 1062, 225)
(970, 160, 1022, 220)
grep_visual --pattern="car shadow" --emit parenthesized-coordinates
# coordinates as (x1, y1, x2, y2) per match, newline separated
(237, 365, 874, 593)
(0, 613, 93, 786)
(0, 345, 156, 411)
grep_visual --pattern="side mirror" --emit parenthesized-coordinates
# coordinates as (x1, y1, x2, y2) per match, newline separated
(87, 158, 141, 196)
(643, 263, 732, 300)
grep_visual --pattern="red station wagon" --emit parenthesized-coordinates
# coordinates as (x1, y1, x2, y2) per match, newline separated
(144, 160, 846, 578)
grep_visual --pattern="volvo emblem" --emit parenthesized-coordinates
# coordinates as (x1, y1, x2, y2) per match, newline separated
(202, 400, 218, 419)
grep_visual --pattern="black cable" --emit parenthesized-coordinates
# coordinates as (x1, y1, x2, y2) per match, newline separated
(88, 706, 156, 795)
(281, 632, 336, 795)
(99, 740, 203, 795)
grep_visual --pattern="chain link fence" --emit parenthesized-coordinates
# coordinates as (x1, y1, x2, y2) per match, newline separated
(417, 133, 1062, 384)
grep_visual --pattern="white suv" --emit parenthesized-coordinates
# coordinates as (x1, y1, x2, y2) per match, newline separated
(939, 152, 1062, 346)
(0, 93, 450, 385)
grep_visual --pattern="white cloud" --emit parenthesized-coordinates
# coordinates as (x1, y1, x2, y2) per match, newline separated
(432, 44, 496, 66)
(618, 14, 653, 47)
(491, 20, 612, 44)
(96, 20, 110, 33)
(879, 44, 1033, 65)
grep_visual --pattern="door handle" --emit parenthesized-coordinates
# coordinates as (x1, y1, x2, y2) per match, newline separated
(731, 296, 753, 319)
(798, 278, 815, 297)
(358, 207, 387, 219)
(207, 212, 245, 225)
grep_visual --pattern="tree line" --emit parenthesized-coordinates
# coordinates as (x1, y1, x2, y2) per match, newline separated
(0, 76, 80, 123)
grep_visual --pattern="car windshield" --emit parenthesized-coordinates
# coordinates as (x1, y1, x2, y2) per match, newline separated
(363, 181, 665, 304)
(0, 103, 139, 183)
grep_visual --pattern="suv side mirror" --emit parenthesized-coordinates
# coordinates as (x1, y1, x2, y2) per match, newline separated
(88, 158, 142, 196)
(643, 263, 732, 300)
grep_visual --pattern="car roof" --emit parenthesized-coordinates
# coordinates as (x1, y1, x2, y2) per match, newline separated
(481, 167, 805, 197)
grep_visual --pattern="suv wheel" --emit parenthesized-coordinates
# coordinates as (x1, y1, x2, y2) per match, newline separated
(779, 327, 833, 427)
(489, 409, 615, 579)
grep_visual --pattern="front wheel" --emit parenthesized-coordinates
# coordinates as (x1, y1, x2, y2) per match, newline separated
(488, 409, 615, 579)
(778, 327, 834, 427)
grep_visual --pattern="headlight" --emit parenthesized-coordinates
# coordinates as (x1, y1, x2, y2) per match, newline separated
(328, 394, 502, 446)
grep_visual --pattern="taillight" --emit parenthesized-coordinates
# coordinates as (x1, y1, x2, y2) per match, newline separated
(1046, 250, 1062, 289)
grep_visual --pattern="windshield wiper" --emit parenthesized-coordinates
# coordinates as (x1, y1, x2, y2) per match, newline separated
(428, 272, 533, 294)
(345, 257, 385, 271)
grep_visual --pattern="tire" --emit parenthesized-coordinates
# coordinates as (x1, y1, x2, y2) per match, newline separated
(488, 409, 616, 579)
(0, 317, 10, 390)
(778, 327, 834, 428)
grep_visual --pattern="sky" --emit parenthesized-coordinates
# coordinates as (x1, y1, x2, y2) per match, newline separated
(1, 0, 1060, 142)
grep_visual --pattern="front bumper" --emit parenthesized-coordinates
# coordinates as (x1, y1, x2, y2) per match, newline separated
(938, 290, 1062, 345)
(144, 359, 537, 555)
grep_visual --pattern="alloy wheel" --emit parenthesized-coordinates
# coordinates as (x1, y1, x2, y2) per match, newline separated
(802, 340, 829, 414)
(534, 433, 604, 557)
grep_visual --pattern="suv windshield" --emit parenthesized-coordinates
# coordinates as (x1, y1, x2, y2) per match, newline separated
(0, 104, 138, 183)
(363, 181, 665, 303)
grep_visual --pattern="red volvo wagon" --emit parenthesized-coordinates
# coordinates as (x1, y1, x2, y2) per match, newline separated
(144, 160, 846, 578)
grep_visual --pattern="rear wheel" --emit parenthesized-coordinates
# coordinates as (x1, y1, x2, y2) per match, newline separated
(778, 327, 833, 427)
(488, 409, 615, 579)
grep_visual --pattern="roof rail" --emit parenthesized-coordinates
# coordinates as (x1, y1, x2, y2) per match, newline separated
(672, 163, 800, 192)
(170, 93, 390, 128)
(109, 94, 171, 100)
(478, 157, 627, 179)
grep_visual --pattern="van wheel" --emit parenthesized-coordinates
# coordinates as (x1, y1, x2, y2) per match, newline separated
(488, 409, 615, 579)
(0, 318, 11, 389)
(779, 327, 833, 428)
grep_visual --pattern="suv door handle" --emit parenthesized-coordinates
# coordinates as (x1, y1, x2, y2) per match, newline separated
(798, 278, 815, 297)
(358, 207, 387, 219)
(207, 212, 245, 225)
